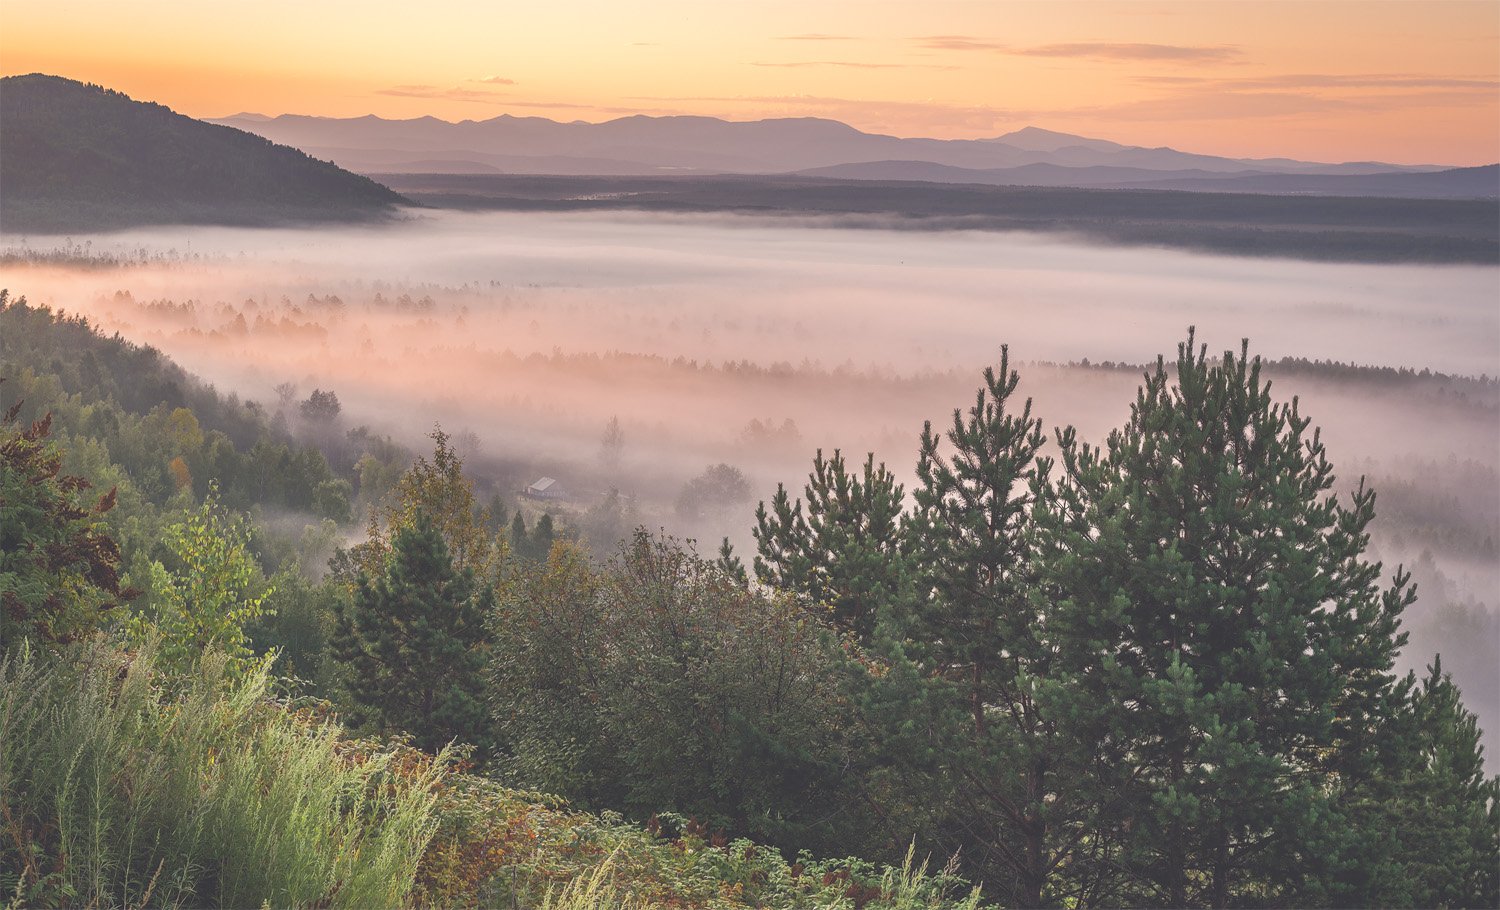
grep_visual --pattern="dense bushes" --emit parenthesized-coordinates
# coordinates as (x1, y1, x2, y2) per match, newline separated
(0, 404, 132, 649)
(412, 779, 985, 910)
(492, 532, 880, 856)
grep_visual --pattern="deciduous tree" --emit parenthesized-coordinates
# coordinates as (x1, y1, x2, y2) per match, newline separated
(122, 487, 270, 680)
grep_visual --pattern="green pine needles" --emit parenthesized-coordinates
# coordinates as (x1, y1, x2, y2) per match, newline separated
(1037, 332, 1416, 906)
(333, 513, 494, 757)
(758, 330, 1498, 908)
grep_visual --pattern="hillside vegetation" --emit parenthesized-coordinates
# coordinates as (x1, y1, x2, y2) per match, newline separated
(1, 290, 1495, 907)
(0, 75, 407, 232)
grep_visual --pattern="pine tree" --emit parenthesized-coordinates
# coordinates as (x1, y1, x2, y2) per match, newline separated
(531, 513, 556, 560)
(333, 426, 498, 590)
(333, 513, 494, 758)
(1335, 657, 1500, 908)
(715, 537, 749, 585)
(509, 510, 529, 559)
(754, 449, 906, 637)
(1037, 331, 1415, 906)
(1398, 659, 1499, 907)
(881, 349, 1094, 907)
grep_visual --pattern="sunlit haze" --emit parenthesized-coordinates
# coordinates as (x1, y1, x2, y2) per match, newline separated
(2, 1, 1499, 897)
(2, 0, 1497, 164)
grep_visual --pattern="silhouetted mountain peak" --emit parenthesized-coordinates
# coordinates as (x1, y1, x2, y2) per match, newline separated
(990, 126, 1132, 153)
(0, 74, 407, 231)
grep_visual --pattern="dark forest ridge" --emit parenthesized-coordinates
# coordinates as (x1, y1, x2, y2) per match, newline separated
(210, 108, 1470, 185)
(379, 172, 1500, 265)
(798, 160, 1500, 199)
(0, 74, 408, 232)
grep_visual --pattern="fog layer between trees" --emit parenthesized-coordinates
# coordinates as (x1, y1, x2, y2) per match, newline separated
(3, 210, 1496, 752)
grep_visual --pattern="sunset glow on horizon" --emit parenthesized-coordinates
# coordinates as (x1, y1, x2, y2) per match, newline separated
(2, 0, 1497, 165)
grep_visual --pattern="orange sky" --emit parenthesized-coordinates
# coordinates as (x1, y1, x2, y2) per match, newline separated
(2, 0, 1497, 165)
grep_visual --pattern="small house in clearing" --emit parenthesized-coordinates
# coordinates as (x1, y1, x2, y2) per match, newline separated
(524, 476, 566, 501)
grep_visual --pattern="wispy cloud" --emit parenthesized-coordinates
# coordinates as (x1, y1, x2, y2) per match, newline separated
(750, 61, 951, 70)
(910, 36, 1240, 63)
(1219, 72, 1498, 91)
(914, 35, 1005, 51)
(1068, 91, 1361, 121)
(775, 33, 854, 41)
(1013, 42, 1241, 62)
(472, 75, 515, 85)
(489, 99, 682, 116)
(634, 92, 1026, 133)
(375, 84, 509, 104)
(1133, 75, 1205, 85)
(1133, 72, 1499, 91)
(1054, 70, 1499, 126)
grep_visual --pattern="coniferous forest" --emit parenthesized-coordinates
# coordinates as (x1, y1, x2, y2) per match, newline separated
(2, 289, 1495, 908)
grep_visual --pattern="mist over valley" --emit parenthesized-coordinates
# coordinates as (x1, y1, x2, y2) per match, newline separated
(2, 8, 1498, 896)
(5, 211, 1496, 755)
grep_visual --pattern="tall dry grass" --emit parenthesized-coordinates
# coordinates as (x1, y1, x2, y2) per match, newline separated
(0, 640, 446, 909)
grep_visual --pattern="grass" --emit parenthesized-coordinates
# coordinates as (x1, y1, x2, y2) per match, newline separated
(1, 640, 986, 909)
(0, 640, 446, 909)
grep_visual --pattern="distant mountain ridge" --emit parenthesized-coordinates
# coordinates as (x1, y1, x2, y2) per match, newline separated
(985, 126, 1132, 154)
(0, 75, 408, 232)
(209, 109, 1465, 192)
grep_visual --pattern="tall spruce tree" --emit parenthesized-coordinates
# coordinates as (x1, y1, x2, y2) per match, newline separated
(1037, 331, 1415, 907)
(332, 427, 498, 588)
(333, 513, 494, 758)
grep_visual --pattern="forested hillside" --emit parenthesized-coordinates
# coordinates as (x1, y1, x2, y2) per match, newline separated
(1, 291, 1495, 907)
(0, 75, 407, 232)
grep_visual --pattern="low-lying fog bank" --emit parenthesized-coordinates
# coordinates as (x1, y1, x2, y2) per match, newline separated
(3, 210, 1497, 751)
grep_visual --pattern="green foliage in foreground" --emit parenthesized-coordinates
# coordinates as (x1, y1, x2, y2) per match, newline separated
(414, 775, 986, 910)
(0, 642, 445, 909)
(491, 532, 878, 858)
(0, 642, 987, 910)
(5, 297, 1493, 908)
(122, 489, 271, 682)
(335, 514, 493, 758)
(0, 403, 132, 650)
